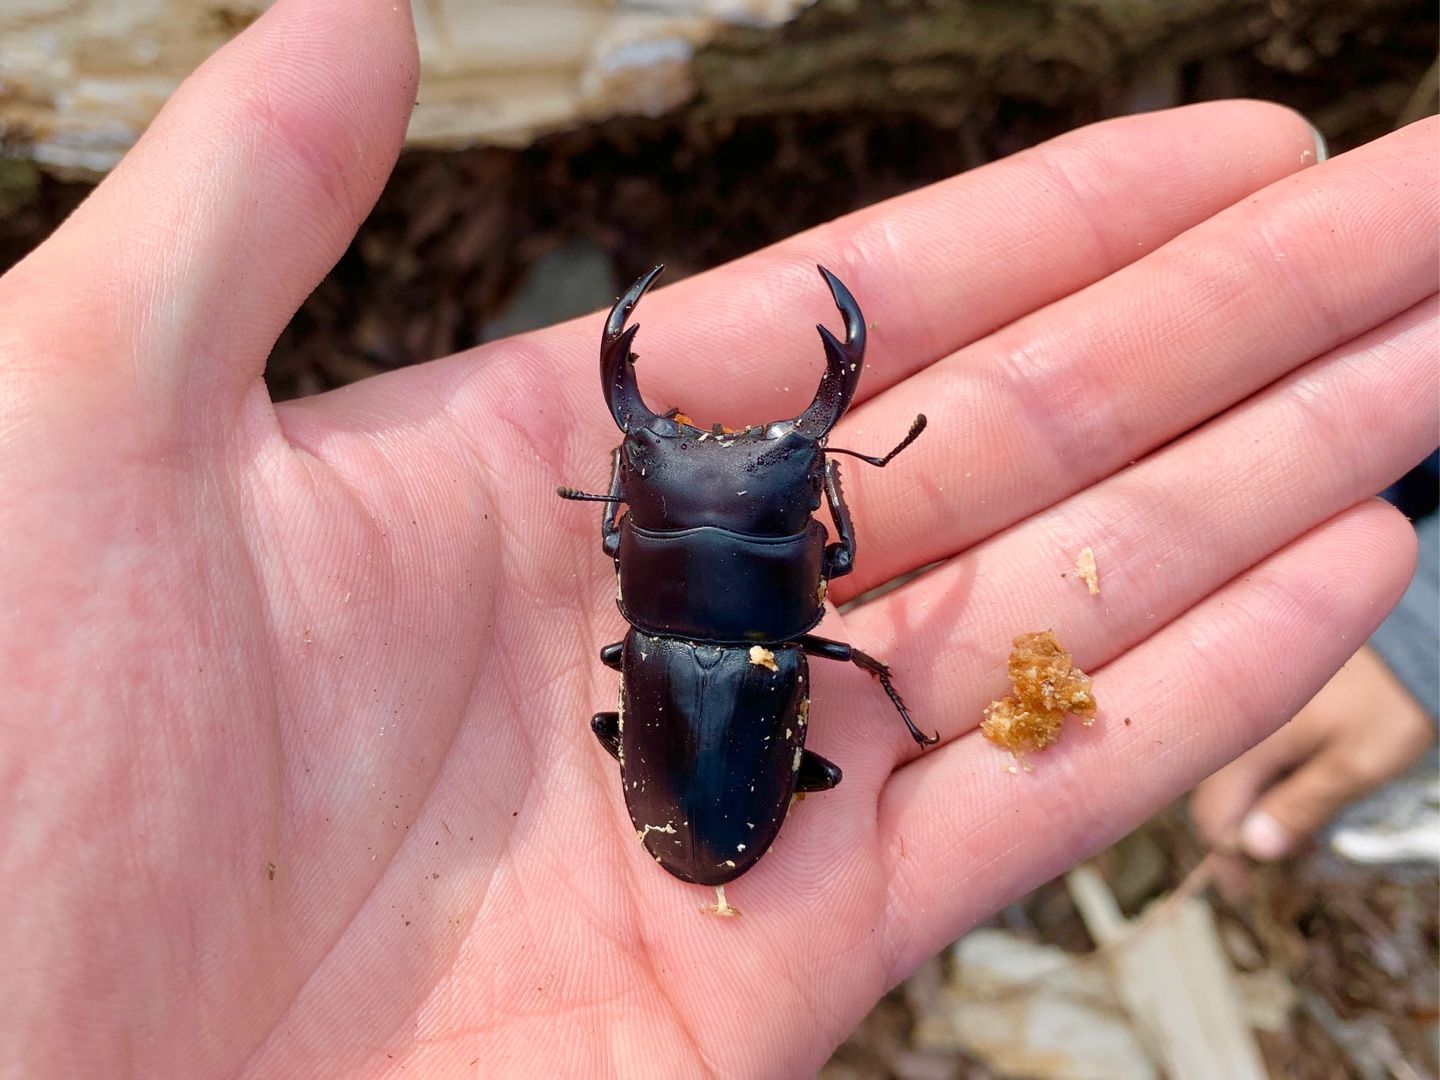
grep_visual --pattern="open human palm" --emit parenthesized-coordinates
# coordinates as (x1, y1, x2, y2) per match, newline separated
(2, 2, 1435, 1076)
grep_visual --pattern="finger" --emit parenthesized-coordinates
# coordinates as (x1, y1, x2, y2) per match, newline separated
(820, 298, 1434, 767)
(457, 101, 1321, 441)
(1239, 667, 1437, 860)
(1189, 717, 1326, 851)
(0, 0, 417, 414)
(822, 117, 1438, 600)
(1233, 751, 1372, 860)
(875, 499, 1417, 979)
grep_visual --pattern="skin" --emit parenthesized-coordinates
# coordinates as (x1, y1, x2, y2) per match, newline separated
(0, 1, 1435, 1076)
(1192, 643, 1436, 866)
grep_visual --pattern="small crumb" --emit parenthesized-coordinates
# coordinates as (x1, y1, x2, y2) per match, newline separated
(816, 580, 828, 604)
(1075, 547, 1100, 596)
(707, 884, 740, 918)
(981, 630, 1097, 767)
(265, 862, 276, 881)
(749, 645, 778, 672)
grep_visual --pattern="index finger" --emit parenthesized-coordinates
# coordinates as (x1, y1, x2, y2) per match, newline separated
(520, 101, 1322, 433)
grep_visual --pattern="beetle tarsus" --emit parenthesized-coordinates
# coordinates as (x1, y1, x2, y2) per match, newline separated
(797, 634, 938, 747)
(871, 660, 940, 747)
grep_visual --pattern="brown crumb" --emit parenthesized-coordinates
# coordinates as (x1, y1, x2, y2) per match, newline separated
(748, 645, 778, 672)
(981, 631, 1096, 767)
(706, 884, 741, 917)
(1075, 547, 1100, 596)
(673, 411, 746, 435)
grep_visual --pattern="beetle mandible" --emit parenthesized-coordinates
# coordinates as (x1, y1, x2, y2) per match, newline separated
(559, 264, 933, 890)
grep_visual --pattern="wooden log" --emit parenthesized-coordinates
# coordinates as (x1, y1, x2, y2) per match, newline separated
(0, 0, 1421, 175)
(0, 0, 814, 173)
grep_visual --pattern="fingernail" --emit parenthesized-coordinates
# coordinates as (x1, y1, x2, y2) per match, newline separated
(1306, 121, 1329, 164)
(1240, 811, 1292, 861)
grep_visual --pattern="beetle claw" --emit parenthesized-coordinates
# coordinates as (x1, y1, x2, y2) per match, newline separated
(601, 267, 664, 432)
(796, 267, 866, 438)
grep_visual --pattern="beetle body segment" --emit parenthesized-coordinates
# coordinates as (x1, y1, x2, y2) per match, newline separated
(615, 420, 834, 643)
(619, 630, 807, 884)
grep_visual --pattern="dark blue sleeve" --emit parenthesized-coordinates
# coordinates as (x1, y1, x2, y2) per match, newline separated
(1370, 455, 1439, 720)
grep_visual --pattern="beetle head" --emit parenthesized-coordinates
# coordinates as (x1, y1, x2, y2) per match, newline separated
(600, 264, 866, 443)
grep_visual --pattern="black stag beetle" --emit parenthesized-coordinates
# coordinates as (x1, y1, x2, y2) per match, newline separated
(559, 264, 932, 897)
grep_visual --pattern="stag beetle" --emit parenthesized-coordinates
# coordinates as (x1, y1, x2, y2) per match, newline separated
(559, 265, 931, 895)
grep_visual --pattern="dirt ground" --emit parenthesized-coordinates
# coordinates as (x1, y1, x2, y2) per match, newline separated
(1, 2, 1435, 1076)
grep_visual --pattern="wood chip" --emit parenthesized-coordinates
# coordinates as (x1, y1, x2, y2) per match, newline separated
(1076, 547, 1100, 596)
(981, 630, 1096, 768)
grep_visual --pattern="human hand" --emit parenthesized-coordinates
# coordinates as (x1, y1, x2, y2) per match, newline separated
(1191, 644, 1435, 863)
(2, 1, 1435, 1075)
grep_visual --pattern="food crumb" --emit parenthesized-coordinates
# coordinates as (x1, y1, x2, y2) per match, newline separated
(981, 631, 1097, 767)
(707, 884, 741, 918)
(1075, 547, 1100, 596)
(749, 645, 778, 672)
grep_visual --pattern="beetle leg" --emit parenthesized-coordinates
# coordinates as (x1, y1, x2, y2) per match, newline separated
(591, 712, 621, 761)
(796, 634, 939, 746)
(600, 447, 624, 558)
(821, 459, 856, 580)
(600, 641, 624, 670)
(795, 749, 843, 792)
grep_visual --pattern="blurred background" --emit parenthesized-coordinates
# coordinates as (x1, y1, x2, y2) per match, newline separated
(2, 1, 1436, 1076)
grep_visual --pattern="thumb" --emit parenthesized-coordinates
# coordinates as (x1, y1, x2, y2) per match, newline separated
(1236, 745, 1375, 860)
(1190, 715, 1323, 851)
(1, 0, 417, 427)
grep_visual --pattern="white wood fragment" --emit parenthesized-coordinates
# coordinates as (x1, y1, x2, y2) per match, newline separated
(1065, 864, 1267, 1080)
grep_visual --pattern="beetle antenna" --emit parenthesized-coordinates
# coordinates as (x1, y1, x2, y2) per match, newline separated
(556, 487, 623, 502)
(826, 414, 927, 467)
